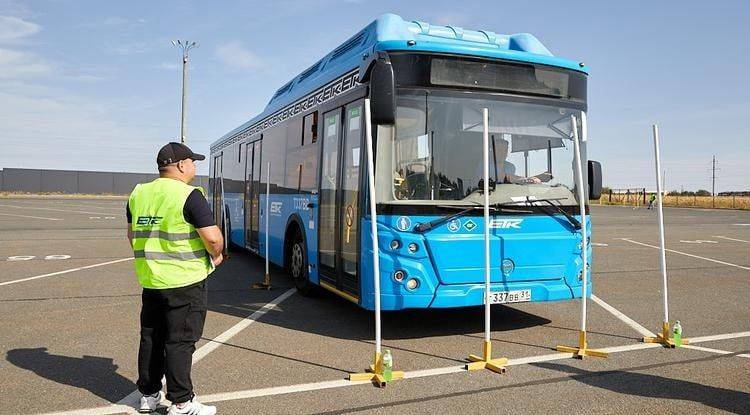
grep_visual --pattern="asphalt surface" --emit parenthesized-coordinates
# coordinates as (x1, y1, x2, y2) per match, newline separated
(0, 198, 748, 415)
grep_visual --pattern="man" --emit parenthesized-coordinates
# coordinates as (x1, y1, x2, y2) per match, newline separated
(474, 137, 552, 186)
(127, 142, 224, 415)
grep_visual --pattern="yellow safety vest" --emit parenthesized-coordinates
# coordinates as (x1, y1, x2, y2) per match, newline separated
(129, 178, 213, 289)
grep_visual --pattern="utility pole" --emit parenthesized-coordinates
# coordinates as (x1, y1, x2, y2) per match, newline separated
(172, 40, 198, 143)
(711, 155, 716, 208)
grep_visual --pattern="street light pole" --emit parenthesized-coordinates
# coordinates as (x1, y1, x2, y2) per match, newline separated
(172, 40, 198, 143)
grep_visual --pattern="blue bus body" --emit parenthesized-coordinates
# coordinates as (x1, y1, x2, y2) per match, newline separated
(209, 13, 594, 310)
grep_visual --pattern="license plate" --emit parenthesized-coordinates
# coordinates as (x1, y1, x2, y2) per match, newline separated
(488, 290, 531, 304)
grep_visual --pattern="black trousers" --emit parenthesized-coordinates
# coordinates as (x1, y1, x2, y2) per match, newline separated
(137, 280, 207, 404)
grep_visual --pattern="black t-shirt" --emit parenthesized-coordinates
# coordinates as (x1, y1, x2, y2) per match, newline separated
(127, 189, 215, 228)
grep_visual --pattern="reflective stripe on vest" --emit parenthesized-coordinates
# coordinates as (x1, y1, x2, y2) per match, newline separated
(133, 250, 207, 260)
(132, 230, 200, 241)
(129, 178, 213, 289)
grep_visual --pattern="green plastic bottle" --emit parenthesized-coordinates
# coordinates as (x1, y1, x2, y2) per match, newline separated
(673, 321, 683, 347)
(382, 349, 393, 382)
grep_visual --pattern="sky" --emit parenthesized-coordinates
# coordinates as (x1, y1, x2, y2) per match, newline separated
(0, 0, 748, 192)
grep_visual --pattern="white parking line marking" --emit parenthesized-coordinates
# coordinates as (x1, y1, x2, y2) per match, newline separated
(734, 224, 750, 226)
(689, 331, 750, 343)
(113, 288, 297, 409)
(42, 329, 750, 415)
(682, 345, 750, 358)
(592, 242, 609, 247)
(0, 204, 117, 216)
(0, 212, 61, 221)
(590, 294, 656, 338)
(619, 238, 750, 271)
(0, 257, 133, 287)
(679, 240, 717, 244)
(713, 235, 750, 244)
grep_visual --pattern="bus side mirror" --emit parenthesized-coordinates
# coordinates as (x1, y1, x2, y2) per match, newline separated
(588, 160, 602, 200)
(370, 59, 396, 125)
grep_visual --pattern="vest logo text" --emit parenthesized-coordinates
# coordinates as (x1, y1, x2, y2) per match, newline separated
(137, 216, 163, 225)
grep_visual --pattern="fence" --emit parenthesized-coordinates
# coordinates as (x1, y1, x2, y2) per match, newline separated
(598, 188, 750, 210)
(0, 168, 208, 195)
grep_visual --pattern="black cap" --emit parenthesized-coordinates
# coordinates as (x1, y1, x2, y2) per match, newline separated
(157, 142, 205, 167)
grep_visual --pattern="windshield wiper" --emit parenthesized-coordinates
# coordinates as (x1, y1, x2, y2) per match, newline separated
(521, 197, 581, 230)
(414, 205, 480, 233)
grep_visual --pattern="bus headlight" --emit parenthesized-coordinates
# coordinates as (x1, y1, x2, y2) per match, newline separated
(393, 270, 405, 282)
(390, 240, 401, 250)
(405, 278, 420, 291)
(501, 259, 515, 276)
(408, 243, 419, 253)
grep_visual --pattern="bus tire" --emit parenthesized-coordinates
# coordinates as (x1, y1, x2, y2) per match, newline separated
(288, 229, 313, 295)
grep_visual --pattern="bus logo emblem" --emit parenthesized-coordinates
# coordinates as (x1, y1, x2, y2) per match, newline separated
(463, 220, 477, 231)
(447, 218, 461, 232)
(490, 219, 523, 229)
(396, 216, 411, 232)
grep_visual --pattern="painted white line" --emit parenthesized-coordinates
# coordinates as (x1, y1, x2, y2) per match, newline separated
(713, 235, 750, 244)
(0, 212, 61, 221)
(619, 238, 750, 271)
(192, 288, 296, 363)
(112, 288, 298, 409)
(734, 224, 750, 226)
(590, 294, 656, 338)
(0, 204, 117, 216)
(592, 242, 609, 247)
(682, 345, 750, 358)
(41, 329, 750, 415)
(0, 257, 133, 287)
(689, 331, 750, 343)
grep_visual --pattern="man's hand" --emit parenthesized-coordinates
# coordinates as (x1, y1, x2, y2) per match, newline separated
(211, 253, 224, 267)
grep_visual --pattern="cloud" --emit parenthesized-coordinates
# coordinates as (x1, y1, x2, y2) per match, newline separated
(0, 48, 50, 78)
(0, 15, 40, 42)
(158, 62, 181, 71)
(106, 41, 152, 55)
(215, 41, 264, 70)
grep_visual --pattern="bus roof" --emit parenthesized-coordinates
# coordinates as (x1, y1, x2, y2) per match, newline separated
(211, 13, 586, 152)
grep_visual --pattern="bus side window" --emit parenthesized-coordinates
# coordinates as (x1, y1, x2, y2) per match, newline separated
(303, 112, 318, 145)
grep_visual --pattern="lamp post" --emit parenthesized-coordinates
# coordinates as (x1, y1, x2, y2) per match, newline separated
(172, 40, 198, 143)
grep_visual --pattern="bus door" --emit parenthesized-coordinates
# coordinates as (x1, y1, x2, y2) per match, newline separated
(318, 101, 363, 298)
(212, 153, 223, 227)
(244, 140, 262, 251)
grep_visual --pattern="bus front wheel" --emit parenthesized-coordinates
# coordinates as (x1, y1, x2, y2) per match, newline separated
(289, 230, 313, 295)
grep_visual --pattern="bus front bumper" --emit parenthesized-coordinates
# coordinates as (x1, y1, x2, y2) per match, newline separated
(376, 280, 590, 310)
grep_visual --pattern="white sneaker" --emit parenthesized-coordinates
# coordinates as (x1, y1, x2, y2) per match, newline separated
(139, 391, 162, 413)
(167, 396, 216, 415)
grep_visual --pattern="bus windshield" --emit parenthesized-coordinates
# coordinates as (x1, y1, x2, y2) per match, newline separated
(381, 89, 582, 206)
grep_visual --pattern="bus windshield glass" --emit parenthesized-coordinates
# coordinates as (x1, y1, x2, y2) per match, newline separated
(382, 89, 582, 206)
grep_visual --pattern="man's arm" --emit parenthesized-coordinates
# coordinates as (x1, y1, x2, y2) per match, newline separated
(196, 226, 224, 266)
(126, 201, 133, 245)
(184, 189, 224, 267)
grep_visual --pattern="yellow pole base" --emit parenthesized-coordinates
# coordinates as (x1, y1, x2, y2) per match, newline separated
(465, 341, 508, 374)
(642, 322, 689, 348)
(251, 274, 272, 290)
(349, 352, 404, 388)
(556, 330, 609, 359)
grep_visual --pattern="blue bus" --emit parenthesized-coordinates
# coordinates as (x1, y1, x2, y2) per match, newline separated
(208, 13, 602, 310)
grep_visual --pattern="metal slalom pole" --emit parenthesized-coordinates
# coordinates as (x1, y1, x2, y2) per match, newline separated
(643, 124, 688, 347)
(556, 114, 607, 359)
(466, 108, 507, 373)
(252, 162, 272, 290)
(349, 98, 403, 386)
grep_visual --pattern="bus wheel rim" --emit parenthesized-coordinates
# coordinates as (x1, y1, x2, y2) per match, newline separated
(291, 242, 303, 279)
